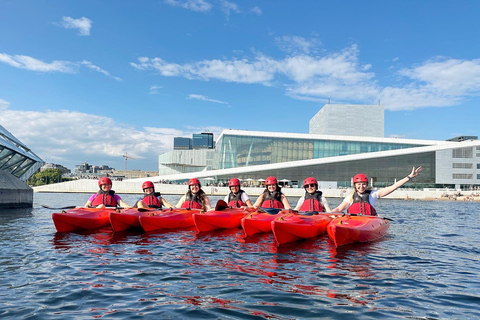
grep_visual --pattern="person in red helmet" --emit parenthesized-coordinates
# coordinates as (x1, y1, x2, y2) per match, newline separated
(332, 166, 422, 215)
(253, 176, 291, 209)
(176, 178, 212, 211)
(136, 181, 174, 209)
(223, 178, 253, 208)
(294, 177, 332, 212)
(84, 177, 131, 208)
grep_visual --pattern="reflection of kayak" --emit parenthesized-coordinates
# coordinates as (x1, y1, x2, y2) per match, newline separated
(327, 215, 390, 247)
(241, 208, 286, 237)
(271, 212, 342, 245)
(139, 208, 201, 232)
(109, 208, 156, 232)
(193, 207, 254, 233)
(52, 207, 115, 232)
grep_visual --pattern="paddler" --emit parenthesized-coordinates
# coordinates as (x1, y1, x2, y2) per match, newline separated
(253, 176, 291, 209)
(84, 177, 132, 209)
(176, 178, 212, 211)
(294, 177, 332, 212)
(224, 178, 254, 208)
(136, 181, 174, 209)
(332, 166, 422, 215)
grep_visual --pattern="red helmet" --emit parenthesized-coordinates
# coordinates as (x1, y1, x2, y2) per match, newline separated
(265, 176, 277, 185)
(98, 177, 112, 186)
(229, 178, 240, 187)
(353, 174, 368, 184)
(142, 181, 154, 190)
(303, 177, 318, 188)
(188, 178, 201, 186)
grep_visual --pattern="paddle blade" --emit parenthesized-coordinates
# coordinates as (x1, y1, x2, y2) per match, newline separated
(215, 200, 230, 211)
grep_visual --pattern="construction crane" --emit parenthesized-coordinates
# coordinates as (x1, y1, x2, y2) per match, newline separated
(122, 153, 135, 171)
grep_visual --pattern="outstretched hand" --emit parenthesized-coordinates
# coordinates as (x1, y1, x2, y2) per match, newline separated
(409, 166, 422, 178)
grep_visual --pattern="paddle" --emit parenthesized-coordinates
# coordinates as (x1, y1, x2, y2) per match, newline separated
(137, 207, 174, 212)
(215, 200, 230, 211)
(41, 205, 77, 209)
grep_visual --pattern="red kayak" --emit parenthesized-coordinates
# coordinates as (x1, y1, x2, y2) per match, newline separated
(327, 214, 390, 247)
(52, 207, 115, 232)
(241, 208, 287, 237)
(139, 208, 201, 232)
(193, 207, 255, 233)
(271, 212, 343, 245)
(109, 208, 157, 232)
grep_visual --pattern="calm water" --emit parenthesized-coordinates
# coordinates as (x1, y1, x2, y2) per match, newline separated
(1, 192, 479, 319)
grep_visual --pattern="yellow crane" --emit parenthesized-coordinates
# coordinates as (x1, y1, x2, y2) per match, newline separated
(122, 153, 135, 171)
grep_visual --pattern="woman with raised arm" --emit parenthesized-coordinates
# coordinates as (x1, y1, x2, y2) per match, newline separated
(332, 166, 422, 215)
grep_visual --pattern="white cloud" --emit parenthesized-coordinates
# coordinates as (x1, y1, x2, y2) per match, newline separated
(0, 53, 76, 72)
(131, 56, 277, 84)
(275, 35, 321, 55)
(58, 16, 92, 36)
(81, 60, 122, 81)
(220, 0, 240, 20)
(149, 85, 163, 94)
(0, 53, 121, 80)
(251, 6, 262, 16)
(164, 0, 212, 12)
(187, 94, 228, 104)
(0, 98, 10, 110)
(0, 99, 225, 170)
(131, 44, 480, 111)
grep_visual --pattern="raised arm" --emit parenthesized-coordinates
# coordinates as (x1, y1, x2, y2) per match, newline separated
(378, 166, 422, 198)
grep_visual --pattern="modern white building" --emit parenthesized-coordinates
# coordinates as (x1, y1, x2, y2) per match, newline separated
(154, 104, 480, 189)
(309, 104, 384, 137)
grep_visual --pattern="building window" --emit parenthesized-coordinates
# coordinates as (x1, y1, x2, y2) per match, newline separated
(478, 163, 480, 169)
(452, 163, 473, 169)
(452, 174, 473, 179)
(452, 148, 473, 158)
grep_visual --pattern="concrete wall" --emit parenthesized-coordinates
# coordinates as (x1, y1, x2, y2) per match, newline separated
(0, 171, 33, 208)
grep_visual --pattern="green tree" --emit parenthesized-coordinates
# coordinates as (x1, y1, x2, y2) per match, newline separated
(28, 168, 64, 186)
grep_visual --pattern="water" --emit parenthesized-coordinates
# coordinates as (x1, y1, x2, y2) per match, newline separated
(1, 193, 479, 319)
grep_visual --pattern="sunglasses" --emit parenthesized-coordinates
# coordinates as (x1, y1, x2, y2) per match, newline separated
(305, 184, 317, 188)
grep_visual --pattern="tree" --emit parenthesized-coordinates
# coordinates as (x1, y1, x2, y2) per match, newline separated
(28, 168, 65, 186)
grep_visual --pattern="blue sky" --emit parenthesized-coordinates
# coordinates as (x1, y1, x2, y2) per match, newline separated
(1, 0, 480, 171)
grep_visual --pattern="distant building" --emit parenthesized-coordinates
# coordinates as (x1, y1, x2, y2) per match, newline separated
(309, 104, 384, 138)
(112, 170, 160, 180)
(174, 137, 192, 150)
(40, 163, 71, 175)
(160, 132, 216, 175)
(74, 161, 115, 178)
(447, 136, 478, 142)
(193, 132, 215, 149)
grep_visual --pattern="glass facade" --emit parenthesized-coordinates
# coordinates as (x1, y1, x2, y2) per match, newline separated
(193, 133, 214, 149)
(212, 133, 436, 187)
(216, 134, 427, 169)
(0, 125, 43, 181)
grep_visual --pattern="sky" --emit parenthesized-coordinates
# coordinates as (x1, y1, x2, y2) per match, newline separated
(1, 0, 480, 172)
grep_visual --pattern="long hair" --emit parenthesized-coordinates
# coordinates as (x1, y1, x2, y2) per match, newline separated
(186, 188, 207, 211)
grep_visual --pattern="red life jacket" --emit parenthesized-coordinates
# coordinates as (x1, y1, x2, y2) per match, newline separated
(228, 190, 246, 208)
(300, 191, 325, 212)
(91, 190, 117, 207)
(348, 190, 377, 216)
(181, 191, 203, 209)
(142, 192, 163, 208)
(261, 190, 284, 209)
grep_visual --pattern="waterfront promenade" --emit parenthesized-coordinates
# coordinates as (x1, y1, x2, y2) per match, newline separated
(32, 179, 478, 201)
